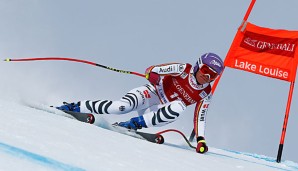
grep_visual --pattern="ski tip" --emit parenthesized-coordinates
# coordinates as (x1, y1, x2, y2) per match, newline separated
(4, 58, 11, 62)
(155, 134, 165, 144)
(112, 122, 119, 126)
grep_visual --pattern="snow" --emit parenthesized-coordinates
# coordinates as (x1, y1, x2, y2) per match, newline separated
(0, 99, 297, 171)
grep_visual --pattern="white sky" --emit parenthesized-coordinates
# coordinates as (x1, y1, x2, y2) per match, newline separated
(1, 0, 298, 163)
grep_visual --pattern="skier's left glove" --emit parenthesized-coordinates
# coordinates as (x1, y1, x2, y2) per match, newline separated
(196, 136, 208, 154)
(145, 66, 160, 85)
(118, 116, 148, 130)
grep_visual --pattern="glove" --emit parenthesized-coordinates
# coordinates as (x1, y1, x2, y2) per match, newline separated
(196, 136, 208, 154)
(145, 66, 160, 85)
(118, 116, 147, 130)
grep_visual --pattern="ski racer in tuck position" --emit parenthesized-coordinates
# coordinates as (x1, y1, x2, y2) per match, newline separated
(56, 53, 224, 154)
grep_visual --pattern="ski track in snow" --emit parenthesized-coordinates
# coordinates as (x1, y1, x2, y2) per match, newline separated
(0, 99, 297, 171)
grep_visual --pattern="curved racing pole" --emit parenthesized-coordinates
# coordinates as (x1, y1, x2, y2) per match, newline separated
(4, 57, 145, 78)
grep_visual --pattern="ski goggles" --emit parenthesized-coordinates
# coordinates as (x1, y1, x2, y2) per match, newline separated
(198, 64, 219, 81)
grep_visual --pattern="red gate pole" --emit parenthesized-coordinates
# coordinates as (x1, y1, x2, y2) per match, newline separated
(276, 81, 296, 163)
(243, 0, 256, 21)
(211, 0, 256, 94)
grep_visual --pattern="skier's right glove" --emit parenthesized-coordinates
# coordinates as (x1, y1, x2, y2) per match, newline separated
(145, 66, 160, 85)
(196, 136, 208, 154)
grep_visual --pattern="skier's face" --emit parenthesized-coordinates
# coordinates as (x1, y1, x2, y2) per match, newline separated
(195, 64, 219, 84)
(195, 71, 211, 84)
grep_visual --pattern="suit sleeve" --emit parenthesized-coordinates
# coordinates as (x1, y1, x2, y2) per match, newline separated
(150, 63, 186, 76)
(193, 94, 212, 138)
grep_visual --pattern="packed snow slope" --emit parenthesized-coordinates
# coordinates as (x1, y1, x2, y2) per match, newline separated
(0, 99, 297, 171)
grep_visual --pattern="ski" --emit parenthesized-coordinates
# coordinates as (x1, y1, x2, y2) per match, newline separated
(25, 102, 165, 144)
(62, 110, 95, 124)
(111, 122, 164, 144)
(61, 111, 164, 144)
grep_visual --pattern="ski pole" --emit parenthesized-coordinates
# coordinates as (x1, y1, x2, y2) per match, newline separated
(4, 57, 145, 78)
(157, 129, 196, 149)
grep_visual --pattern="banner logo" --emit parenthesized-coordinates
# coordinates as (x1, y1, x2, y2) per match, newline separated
(241, 31, 298, 57)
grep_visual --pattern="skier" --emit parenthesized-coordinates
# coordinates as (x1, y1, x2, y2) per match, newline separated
(56, 53, 224, 154)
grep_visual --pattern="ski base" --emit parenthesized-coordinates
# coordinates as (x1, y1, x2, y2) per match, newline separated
(26, 102, 165, 145)
(63, 110, 95, 124)
(61, 110, 164, 144)
(112, 122, 164, 144)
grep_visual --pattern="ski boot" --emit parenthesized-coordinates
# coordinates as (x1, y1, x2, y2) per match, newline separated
(56, 102, 80, 112)
(118, 116, 147, 130)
